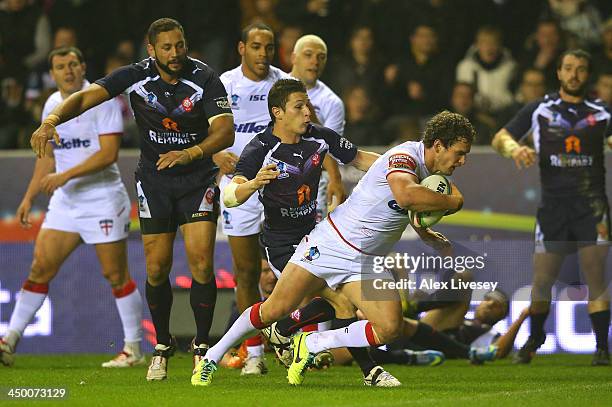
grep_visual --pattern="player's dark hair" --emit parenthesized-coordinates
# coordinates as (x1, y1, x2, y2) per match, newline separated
(241, 22, 274, 44)
(147, 18, 185, 45)
(48, 46, 84, 69)
(268, 79, 307, 123)
(422, 110, 475, 148)
(557, 49, 592, 73)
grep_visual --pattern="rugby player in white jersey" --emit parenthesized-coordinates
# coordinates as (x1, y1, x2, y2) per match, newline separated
(290, 34, 346, 221)
(0, 47, 144, 368)
(215, 24, 343, 374)
(192, 111, 498, 387)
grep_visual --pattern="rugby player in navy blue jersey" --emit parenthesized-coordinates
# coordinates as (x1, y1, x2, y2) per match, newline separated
(492, 49, 611, 365)
(29, 18, 235, 381)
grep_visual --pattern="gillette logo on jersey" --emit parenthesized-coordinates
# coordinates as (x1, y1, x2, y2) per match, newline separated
(54, 138, 92, 149)
(234, 122, 267, 134)
(388, 153, 417, 171)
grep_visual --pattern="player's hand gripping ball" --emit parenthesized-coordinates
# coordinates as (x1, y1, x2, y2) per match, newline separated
(409, 174, 452, 228)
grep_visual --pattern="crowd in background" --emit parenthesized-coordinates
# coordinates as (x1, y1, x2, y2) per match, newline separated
(1, 0, 611, 149)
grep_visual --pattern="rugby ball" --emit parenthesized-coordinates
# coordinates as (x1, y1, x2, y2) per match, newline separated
(409, 174, 452, 228)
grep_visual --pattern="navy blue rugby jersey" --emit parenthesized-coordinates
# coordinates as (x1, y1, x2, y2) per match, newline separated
(505, 93, 611, 199)
(96, 57, 232, 176)
(235, 123, 357, 244)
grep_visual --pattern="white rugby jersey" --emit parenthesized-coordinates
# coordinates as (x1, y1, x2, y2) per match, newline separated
(299, 78, 345, 136)
(42, 81, 124, 197)
(220, 65, 290, 158)
(327, 141, 430, 255)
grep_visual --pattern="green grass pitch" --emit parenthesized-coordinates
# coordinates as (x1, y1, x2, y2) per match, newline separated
(1, 354, 611, 406)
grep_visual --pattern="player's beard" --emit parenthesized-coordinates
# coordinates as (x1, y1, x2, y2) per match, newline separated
(560, 78, 587, 97)
(156, 55, 186, 76)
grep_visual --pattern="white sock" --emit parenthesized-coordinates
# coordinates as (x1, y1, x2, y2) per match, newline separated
(206, 306, 259, 363)
(8, 288, 47, 341)
(247, 344, 264, 357)
(124, 341, 142, 357)
(114, 286, 143, 345)
(305, 320, 374, 353)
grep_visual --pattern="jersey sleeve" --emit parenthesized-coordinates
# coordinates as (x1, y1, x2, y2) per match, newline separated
(95, 97, 124, 135)
(322, 127, 357, 164)
(95, 65, 141, 98)
(234, 137, 269, 180)
(322, 98, 345, 136)
(383, 151, 418, 178)
(201, 73, 232, 122)
(504, 101, 539, 140)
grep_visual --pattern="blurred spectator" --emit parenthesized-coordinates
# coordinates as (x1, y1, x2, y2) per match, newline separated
(115, 39, 136, 62)
(326, 25, 385, 108)
(0, 78, 28, 148)
(498, 68, 547, 128)
(276, 24, 303, 72)
(407, 0, 475, 65)
(456, 26, 517, 115)
(104, 54, 139, 148)
(0, 0, 52, 78)
(448, 82, 496, 145)
(241, 0, 283, 32)
(276, 0, 345, 52)
(342, 84, 382, 146)
(387, 116, 422, 146)
(25, 26, 78, 103)
(594, 69, 612, 107)
(592, 18, 612, 79)
(385, 23, 451, 118)
(517, 19, 566, 92)
(543, 0, 603, 49)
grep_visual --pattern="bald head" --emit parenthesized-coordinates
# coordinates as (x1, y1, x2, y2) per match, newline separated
(291, 35, 328, 89)
(293, 34, 327, 54)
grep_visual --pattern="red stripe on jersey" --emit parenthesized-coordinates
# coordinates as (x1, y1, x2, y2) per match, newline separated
(327, 214, 379, 256)
(23, 280, 49, 294)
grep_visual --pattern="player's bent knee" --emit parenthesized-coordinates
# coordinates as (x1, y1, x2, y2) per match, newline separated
(145, 262, 172, 284)
(29, 258, 57, 283)
(372, 319, 403, 343)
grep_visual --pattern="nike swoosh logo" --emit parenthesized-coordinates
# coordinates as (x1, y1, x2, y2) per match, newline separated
(294, 336, 304, 363)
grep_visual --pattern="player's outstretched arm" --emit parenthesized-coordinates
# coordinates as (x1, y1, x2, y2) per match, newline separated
(31, 84, 111, 158)
(388, 171, 463, 213)
(349, 149, 380, 172)
(39, 134, 121, 195)
(17, 144, 55, 228)
(156, 115, 235, 170)
(222, 164, 279, 208)
(491, 128, 536, 169)
(494, 307, 530, 359)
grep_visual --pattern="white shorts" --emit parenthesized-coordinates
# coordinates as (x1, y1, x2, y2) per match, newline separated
(219, 175, 263, 236)
(42, 187, 131, 244)
(288, 220, 394, 290)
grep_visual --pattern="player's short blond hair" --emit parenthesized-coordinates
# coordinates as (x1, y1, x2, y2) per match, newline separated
(293, 35, 327, 54)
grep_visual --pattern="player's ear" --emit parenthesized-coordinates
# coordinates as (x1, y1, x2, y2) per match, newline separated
(272, 106, 282, 120)
(290, 52, 297, 65)
(434, 139, 442, 153)
(146, 43, 155, 58)
(238, 41, 245, 57)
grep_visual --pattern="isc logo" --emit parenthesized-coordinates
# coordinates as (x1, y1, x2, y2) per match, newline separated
(387, 200, 408, 215)
(249, 95, 266, 101)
